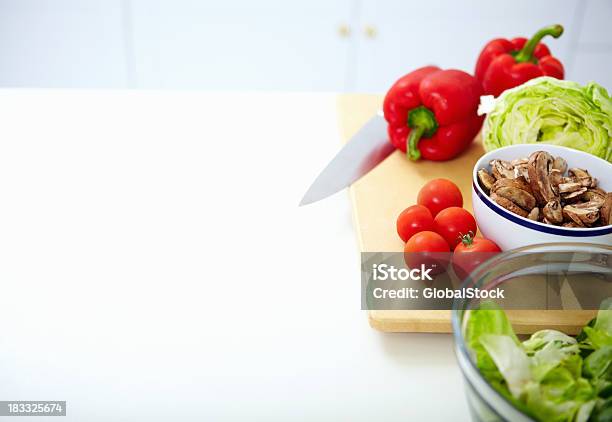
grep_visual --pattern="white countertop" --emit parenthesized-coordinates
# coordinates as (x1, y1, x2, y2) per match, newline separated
(0, 90, 469, 421)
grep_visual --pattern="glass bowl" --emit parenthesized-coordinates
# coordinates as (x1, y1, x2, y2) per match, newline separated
(452, 243, 612, 422)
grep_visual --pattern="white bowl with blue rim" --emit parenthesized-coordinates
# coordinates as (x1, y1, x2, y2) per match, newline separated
(472, 144, 612, 251)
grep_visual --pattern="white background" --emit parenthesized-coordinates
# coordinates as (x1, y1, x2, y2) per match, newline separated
(0, 0, 610, 91)
(0, 91, 468, 421)
(0, 1, 608, 420)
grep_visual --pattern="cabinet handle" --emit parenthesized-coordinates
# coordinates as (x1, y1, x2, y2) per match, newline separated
(338, 24, 351, 38)
(364, 25, 377, 39)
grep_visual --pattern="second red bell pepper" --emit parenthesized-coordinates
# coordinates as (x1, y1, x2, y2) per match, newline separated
(383, 66, 483, 161)
(475, 24, 565, 97)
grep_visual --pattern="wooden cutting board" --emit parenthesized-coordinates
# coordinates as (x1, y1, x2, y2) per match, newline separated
(338, 94, 594, 334)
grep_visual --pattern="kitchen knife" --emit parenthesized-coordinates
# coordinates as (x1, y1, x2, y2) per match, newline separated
(300, 113, 394, 206)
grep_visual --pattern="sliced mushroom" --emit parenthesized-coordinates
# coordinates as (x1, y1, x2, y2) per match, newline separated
(477, 169, 496, 193)
(550, 169, 563, 187)
(562, 176, 575, 184)
(572, 189, 606, 209)
(491, 177, 532, 193)
(579, 208, 600, 225)
(543, 200, 563, 225)
(558, 182, 584, 194)
(527, 208, 540, 221)
(563, 205, 599, 226)
(490, 159, 515, 180)
(513, 176, 533, 193)
(573, 197, 605, 210)
(581, 188, 606, 203)
(514, 164, 530, 181)
(491, 193, 529, 217)
(479, 152, 608, 228)
(553, 156, 568, 173)
(511, 158, 530, 181)
(493, 187, 536, 211)
(568, 168, 595, 188)
(601, 193, 612, 226)
(511, 158, 529, 166)
(491, 178, 536, 210)
(527, 151, 558, 206)
(562, 210, 585, 227)
(562, 187, 588, 202)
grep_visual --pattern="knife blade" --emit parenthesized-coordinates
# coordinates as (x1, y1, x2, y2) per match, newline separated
(300, 114, 394, 206)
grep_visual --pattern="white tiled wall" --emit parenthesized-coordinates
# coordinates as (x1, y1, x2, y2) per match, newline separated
(0, 0, 609, 92)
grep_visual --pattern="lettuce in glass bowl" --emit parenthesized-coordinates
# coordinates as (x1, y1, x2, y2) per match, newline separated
(452, 243, 612, 422)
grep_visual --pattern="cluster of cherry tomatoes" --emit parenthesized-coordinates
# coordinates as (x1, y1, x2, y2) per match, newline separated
(396, 178, 501, 278)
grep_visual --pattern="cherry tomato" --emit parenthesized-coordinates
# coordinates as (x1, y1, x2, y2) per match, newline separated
(404, 231, 450, 253)
(433, 207, 477, 249)
(417, 179, 463, 217)
(396, 205, 434, 242)
(404, 231, 450, 276)
(452, 234, 501, 281)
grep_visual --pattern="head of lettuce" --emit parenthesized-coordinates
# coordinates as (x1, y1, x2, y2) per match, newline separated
(480, 77, 611, 162)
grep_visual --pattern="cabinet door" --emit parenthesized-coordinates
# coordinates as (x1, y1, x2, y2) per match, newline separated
(354, 0, 579, 92)
(0, 0, 128, 88)
(131, 0, 353, 91)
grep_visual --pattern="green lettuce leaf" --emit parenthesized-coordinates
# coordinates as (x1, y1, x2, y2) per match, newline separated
(481, 77, 612, 162)
(591, 397, 612, 422)
(524, 367, 594, 422)
(464, 301, 612, 422)
(524, 330, 578, 354)
(584, 346, 612, 383)
(480, 334, 532, 398)
(583, 327, 612, 350)
(595, 299, 612, 337)
(465, 301, 518, 385)
(583, 300, 612, 350)
(531, 340, 580, 382)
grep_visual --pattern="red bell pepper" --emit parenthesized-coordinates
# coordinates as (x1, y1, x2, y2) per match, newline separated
(383, 66, 483, 161)
(475, 24, 565, 97)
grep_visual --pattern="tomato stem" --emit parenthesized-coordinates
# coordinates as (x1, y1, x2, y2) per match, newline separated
(459, 231, 475, 246)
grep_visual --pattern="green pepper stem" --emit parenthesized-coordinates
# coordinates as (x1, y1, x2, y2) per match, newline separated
(514, 24, 563, 64)
(406, 106, 438, 161)
(407, 126, 424, 161)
